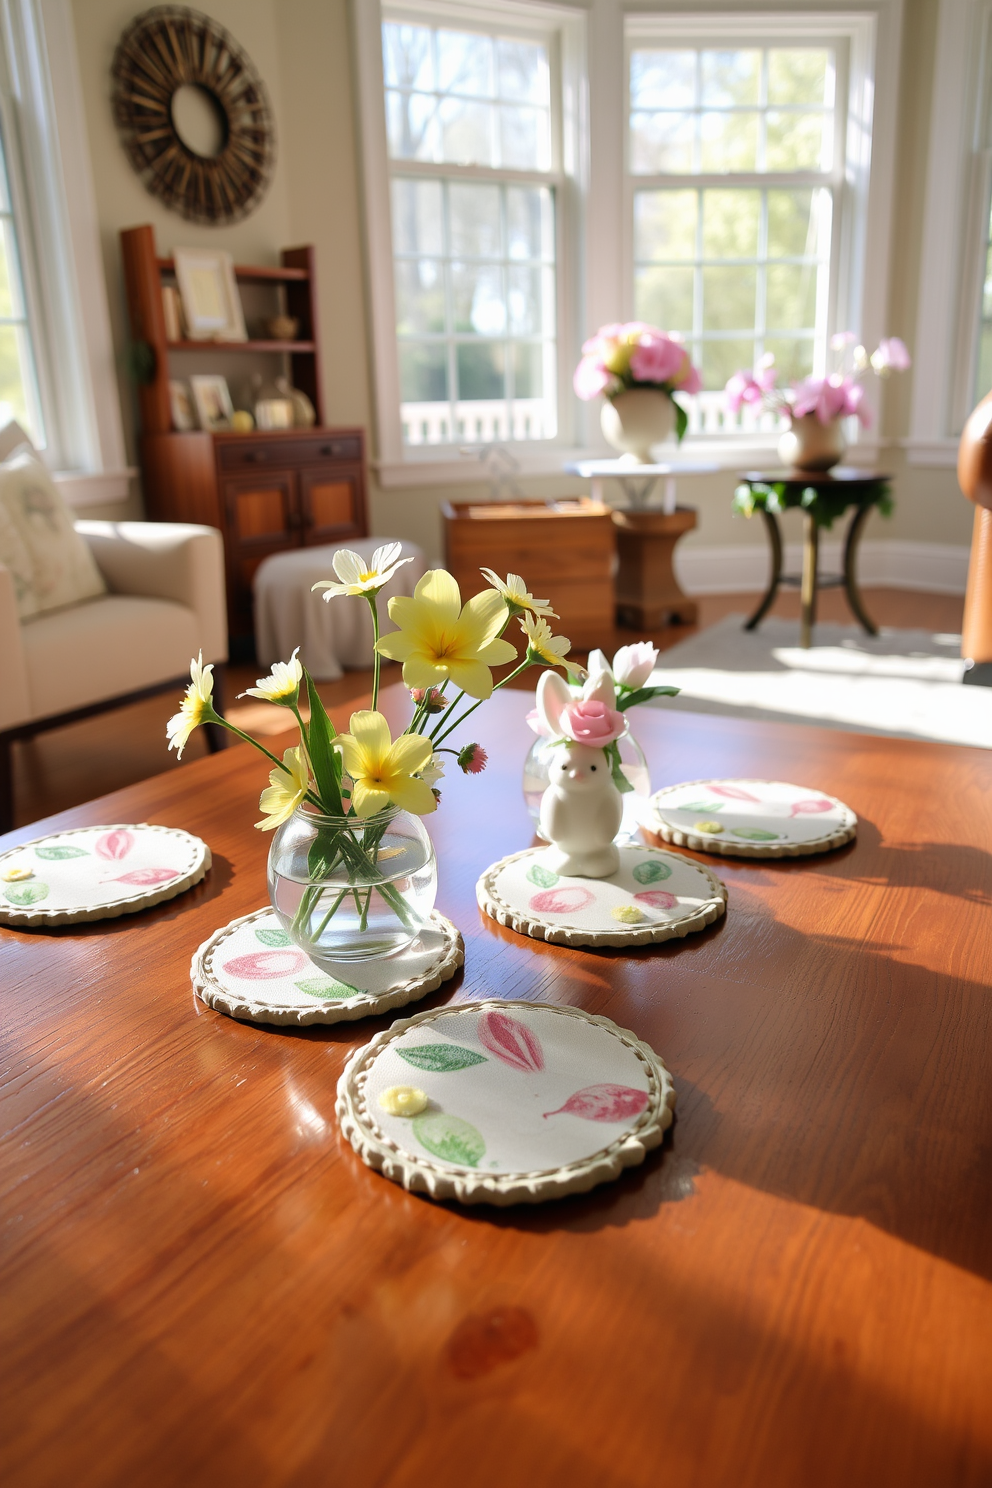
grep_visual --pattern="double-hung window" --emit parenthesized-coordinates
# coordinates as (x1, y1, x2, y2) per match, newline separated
(625, 14, 883, 442)
(382, 10, 560, 449)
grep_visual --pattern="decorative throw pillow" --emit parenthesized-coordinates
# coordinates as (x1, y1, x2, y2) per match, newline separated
(0, 452, 106, 619)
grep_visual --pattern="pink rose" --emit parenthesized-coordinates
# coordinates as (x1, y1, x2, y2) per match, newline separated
(674, 359, 702, 394)
(629, 334, 685, 386)
(573, 356, 613, 401)
(560, 699, 625, 746)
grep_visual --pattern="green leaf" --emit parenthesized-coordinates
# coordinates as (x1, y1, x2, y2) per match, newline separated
(412, 1111, 486, 1167)
(303, 667, 343, 815)
(255, 927, 292, 947)
(526, 863, 558, 888)
(605, 739, 634, 795)
(672, 395, 688, 443)
(35, 845, 88, 860)
(295, 975, 358, 1000)
(632, 859, 672, 884)
(679, 801, 723, 813)
(617, 684, 680, 711)
(731, 828, 779, 841)
(5, 882, 49, 906)
(399, 1044, 487, 1073)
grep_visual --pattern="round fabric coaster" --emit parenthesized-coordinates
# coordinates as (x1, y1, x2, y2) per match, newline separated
(192, 907, 464, 1025)
(476, 842, 726, 947)
(0, 824, 210, 926)
(336, 1000, 676, 1206)
(647, 779, 857, 857)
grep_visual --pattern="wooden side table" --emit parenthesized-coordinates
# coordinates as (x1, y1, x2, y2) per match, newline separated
(735, 467, 893, 648)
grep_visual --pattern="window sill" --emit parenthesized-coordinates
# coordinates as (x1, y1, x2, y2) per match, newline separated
(55, 469, 136, 508)
(900, 439, 960, 469)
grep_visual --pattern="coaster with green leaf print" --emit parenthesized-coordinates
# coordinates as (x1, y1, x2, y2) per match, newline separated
(476, 843, 726, 947)
(336, 1000, 677, 1205)
(0, 824, 210, 926)
(646, 779, 857, 857)
(191, 906, 464, 1025)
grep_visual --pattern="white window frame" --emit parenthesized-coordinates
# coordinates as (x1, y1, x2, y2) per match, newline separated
(0, 0, 130, 503)
(619, 8, 899, 460)
(355, 0, 902, 482)
(907, 0, 991, 467)
(353, 0, 588, 487)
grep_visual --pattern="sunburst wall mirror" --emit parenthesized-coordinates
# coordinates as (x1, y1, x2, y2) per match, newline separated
(111, 6, 275, 225)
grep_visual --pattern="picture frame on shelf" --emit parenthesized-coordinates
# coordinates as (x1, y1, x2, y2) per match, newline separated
(168, 380, 196, 431)
(173, 248, 247, 342)
(190, 375, 234, 431)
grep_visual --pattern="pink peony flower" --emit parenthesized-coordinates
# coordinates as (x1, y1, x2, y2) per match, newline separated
(559, 699, 625, 746)
(673, 358, 702, 395)
(629, 334, 686, 386)
(871, 337, 911, 373)
(573, 356, 613, 401)
(791, 373, 870, 425)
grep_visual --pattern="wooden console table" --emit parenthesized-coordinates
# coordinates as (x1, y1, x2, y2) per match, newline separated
(2, 689, 990, 1486)
(735, 468, 892, 648)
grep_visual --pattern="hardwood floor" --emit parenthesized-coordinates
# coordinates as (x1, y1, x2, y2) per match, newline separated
(7, 587, 964, 828)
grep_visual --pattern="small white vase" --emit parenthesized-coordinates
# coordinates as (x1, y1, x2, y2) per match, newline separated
(777, 413, 847, 472)
(601, 388, 676, 464)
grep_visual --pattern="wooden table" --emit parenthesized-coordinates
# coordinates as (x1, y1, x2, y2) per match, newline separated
(735, 468, 892, 647)
(3, 687, 991, 1488)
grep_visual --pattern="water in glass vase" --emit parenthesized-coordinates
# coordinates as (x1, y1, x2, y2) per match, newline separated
(267, 806, 437, 966)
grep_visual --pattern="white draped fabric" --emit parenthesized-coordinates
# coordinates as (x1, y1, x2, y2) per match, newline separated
(253, 539, 428, 681)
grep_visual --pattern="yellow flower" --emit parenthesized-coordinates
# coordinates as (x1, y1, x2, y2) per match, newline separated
(166, 652, 215, 758)
(255, 746, 310, 830)
(375, 569, 516, 700)
(479, 569, 557, 619)
(311, 542, 412, 600)
(520, 613, 582, 677)
(336, 711, 437, 817)
(240, 647, 303, 706)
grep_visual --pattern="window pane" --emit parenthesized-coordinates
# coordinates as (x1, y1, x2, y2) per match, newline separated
(499, 104, 550, 170)
(383, 24, 433, 91)
(703, 189, 759, 259)
(385, 91, 437, 161)
(700, 111, 758, 171)
(512, 342, 544, 396)
(507, 265, 547, 334)
(977, 323, 992, 401)
(766, 111, 830, 171)
(634, 190, 697, 262)
(437, 30, 493, 96)
(438, 97, 493, 166)
(702, 266, 756, 330)
(630, 50, 696, 109)
(457, 341, 505, 400)
(391, 179, 443, 256)
(634, 266, 694, 333)
(451, 262, 505, 334)
(764, 335, 815, 383)
(0, 221, 24, 318)
(507, 186, 553, 260)
(630, 112, 695, 174)
(768, 50, 830, 106)
(0, 324, 37, 432)
(766, 263, 818, 330)
(399, 342, 448, 402)
(394, 260, 446, 334)
(767, 188, 817, 258)
(701, 50, 761, 106)
(700, 338, 755, 391)
(449, 183, 501, 259)
(496, 40, 549, 104)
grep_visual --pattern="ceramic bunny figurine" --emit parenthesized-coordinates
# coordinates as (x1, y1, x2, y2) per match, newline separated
(535, 671, 624, 878)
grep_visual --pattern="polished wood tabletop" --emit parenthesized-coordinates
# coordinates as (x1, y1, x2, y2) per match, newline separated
(2, 687, 990, 1488)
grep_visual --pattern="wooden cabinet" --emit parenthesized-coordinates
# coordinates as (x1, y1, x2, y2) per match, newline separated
(141, 428, 367, 645)
(120, 224, 368, 651)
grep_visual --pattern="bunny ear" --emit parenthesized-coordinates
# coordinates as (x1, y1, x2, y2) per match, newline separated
(583, 669, 617, 707)
(536, 670, 572, 736)
(587, 649, 611, 678)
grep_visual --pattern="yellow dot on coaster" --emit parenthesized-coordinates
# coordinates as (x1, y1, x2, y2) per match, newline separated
(1, 866, 33, 882)
(611, 904, 644, 924)
(694, 820, 724, 834)
(379, 1085, 428, 1117)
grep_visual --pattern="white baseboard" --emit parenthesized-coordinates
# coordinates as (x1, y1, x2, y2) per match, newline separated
(675, 539, 969, 596)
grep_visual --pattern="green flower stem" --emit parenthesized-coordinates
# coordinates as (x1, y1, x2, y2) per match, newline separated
(430, 657, 534, 749)
(206, 713, 287, 772)
(367, 595, 382, 711)
(310, 887, 350, 941)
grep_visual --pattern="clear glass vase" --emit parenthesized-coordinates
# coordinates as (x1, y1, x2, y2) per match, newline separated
(522, 722, 651, 844)
(267, 805, 437, 967)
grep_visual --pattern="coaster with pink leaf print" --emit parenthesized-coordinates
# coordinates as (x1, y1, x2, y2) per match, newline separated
(336, 1000, 677, 1205)
(647, 779, 857, 857)
(191, 907, 464, 1025)
(0, 824, 210, 926)
(476, 843, 726, 947)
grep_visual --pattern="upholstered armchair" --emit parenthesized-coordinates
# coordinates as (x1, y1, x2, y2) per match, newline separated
(0, 521, 228, 833)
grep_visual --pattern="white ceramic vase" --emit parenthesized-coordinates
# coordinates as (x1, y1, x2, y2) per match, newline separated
(777, 413, 847, 472)
(601, 388, 676, 464)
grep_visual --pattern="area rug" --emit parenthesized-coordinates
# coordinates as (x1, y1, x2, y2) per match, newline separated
(646, 615, 991, 748)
